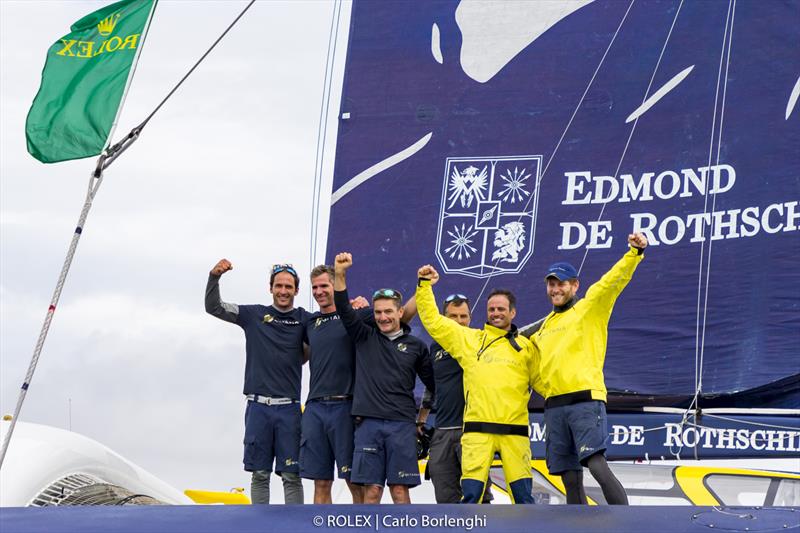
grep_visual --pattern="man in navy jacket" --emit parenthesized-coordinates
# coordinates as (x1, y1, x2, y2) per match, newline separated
(332, 252, 435, 504)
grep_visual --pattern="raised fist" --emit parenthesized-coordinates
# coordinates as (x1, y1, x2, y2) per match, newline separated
(211, 258, 233, 276)
(335, 252, 353, 272)
(350, 296, 370, 310)
(418, 264, 440, 284)
(628, 232, 648, 249)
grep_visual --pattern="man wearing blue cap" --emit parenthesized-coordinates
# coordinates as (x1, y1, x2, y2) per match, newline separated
(529, 232, 648, 505)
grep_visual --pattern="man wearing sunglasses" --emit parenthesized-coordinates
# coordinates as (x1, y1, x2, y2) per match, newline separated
(528, 233, 647, 506)
(416, 293, 493, 504)
(300, 264, 368, 504)
(205, 259, 309, 504)
(416, 265, 538, 504)
(332, 252, 435, 504)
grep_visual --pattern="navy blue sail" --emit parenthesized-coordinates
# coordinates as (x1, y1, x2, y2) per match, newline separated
(325, 0, 799, 457)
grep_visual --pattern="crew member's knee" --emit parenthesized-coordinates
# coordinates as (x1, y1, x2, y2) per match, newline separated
(281, 471, 302, 485)
(388, 484, 410, 504)
(315, 479, 333, 491)
(347, 480, 365, 504)
(252, 470, 271, 483)
(364, 484, 383, 504)
(586, 452, 609, 476)
(461, 479, 485, 503)
(561, 469, 582, 491)
(280, 471, 304, 504)
(509, 478, 533, 504)
(250, 470, 271, 504)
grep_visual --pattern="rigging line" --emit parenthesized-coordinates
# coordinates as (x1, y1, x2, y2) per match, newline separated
(309, 0, 343, 308)
(698, 0, 736, 395)
(682, 421, 798, 443)
(101, 0, 256, 171)
(470, 0, 635, 312)
(689, 0, 734, 406)
(577, 0, 686, 276)
(1, 1, 256, 471)
(703, 413, 800, 432)
(135, 0, 255, 134)
(0, 171, 105, 471)
(308, 0, 337, 283)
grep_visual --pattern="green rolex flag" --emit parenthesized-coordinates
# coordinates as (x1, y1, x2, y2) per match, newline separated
(26, 0, 156, 163)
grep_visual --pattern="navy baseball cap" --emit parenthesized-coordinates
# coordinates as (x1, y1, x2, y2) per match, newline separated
(545, 262, 578, 281)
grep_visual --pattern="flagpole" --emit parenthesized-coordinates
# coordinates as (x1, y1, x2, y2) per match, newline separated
(0, 163, 105, 470)
(0, 0, 159, 471)
(0, 0, 256, 472)
(105, 0, 159, 149)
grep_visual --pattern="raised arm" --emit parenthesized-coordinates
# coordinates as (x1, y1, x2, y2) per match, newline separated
(205, 258, 239, 324)
(584, 233, 647, 315)
(333, 252, 372, 343)
(415, 265, 471, 362)
(401, 293, 418, 324)
(415, 345, 435, 396)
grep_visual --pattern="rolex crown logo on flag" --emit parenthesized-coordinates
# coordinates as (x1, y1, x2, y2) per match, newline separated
(25, 0, 155, 163)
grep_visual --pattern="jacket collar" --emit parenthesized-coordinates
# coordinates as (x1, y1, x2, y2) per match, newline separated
(482, 323, 522, 352)
(553, 297, 578, 314)
(483, 322, 519, 337)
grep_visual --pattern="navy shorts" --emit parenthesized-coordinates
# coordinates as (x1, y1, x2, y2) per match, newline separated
(300, 399, 355, 480)
(544, 400, 608, 475)
(351, 417, 421, 487)
(243, 400, 301, 473)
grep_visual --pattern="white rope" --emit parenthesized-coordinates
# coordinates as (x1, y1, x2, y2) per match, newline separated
(577, 0, 685, 275)
(703, 413, 799, 432)
(0, 171, 104, 470)
(471, 0, 636, 311)
(309, 0, 343, 311)
(683, 421, 797, 438)
(697, 0, 736, 396)
(0, 0, 256, 471)
(688, 0, 735, 411)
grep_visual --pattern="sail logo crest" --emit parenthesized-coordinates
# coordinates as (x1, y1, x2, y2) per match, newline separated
(55, 11, 140, 59)
(435, 155, 542, 278)
(97, 13, 121, 36)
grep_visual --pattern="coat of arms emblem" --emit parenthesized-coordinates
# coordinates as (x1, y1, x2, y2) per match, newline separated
(436, 155, 541, 278)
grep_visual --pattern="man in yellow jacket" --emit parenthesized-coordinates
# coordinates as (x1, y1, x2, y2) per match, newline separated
(416, 264, 538, 504)
(530, 232, 648, 505)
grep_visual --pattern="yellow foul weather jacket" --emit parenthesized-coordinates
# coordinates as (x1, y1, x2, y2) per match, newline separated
(532, 246, 644, 403)
(416, 279, 537, 430)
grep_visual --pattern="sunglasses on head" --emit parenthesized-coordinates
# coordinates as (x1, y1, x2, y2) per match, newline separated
(373, 288, 402, 300)
(272, 264, 298, 277)
(444, 293, 469, 303)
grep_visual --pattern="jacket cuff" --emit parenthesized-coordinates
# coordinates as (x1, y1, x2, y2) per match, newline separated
(417, 277, 432, 287)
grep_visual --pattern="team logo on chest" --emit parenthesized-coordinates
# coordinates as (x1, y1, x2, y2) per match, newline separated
(435, 155, 542, 278)
(262, 313, 300, 326)
(397, 343, 408, 353)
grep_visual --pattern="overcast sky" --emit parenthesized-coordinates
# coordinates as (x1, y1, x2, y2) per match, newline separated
(1, 0, 351, 499)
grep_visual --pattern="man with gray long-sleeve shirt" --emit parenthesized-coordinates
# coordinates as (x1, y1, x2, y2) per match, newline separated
(205, 258, 309, 504)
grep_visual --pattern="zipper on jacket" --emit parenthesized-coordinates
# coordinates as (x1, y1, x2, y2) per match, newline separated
(477, 333, 504, 360)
